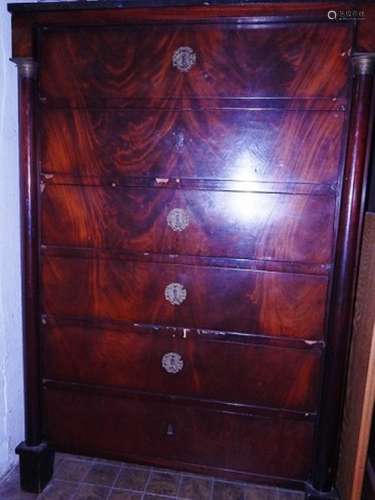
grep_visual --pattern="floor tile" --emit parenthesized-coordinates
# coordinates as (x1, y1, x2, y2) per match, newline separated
(55, 459, 93, 482)
(179, 474, 212, 500)
(83, 463, 121, 487)
(94, 457, 122, 466)
(54, 453, 69, 468)
(72, 483, 111, 500)
(143, 496, 177, 500)
(0, 452, 305, 500)
(72, 455, 95, 462)
(146, 471, 180, 496)
(0, 467, 37, 499)
(109, 490, 143, 500)
(244, 484, 279, 500)
(8, 494, 39, 500)
(55, 452, 94, 466)
(55, 451, 94, 465)
(115, 467, 150, 491)
(123, 462, 150, 471)
(38, 479, 78, 500)
(213, 480, 245, 500)
(278, 489, 304, 500)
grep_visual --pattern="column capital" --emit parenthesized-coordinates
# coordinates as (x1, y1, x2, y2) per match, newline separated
(11, 57, 37, 79)
(351, 53, 375, 76)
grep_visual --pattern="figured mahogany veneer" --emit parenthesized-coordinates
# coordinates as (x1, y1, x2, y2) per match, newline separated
(42, 324, 321, 412)
(42, 256, 328, 340)
(9, 1, 375, 496)
(42, 185, 336, 264)
(44, 386, 315, 481)
(40, 107, 345, 183)
(39, 23, 350, 99)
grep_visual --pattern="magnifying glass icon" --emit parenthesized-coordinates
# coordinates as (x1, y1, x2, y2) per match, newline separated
(328, 10, 337, 20)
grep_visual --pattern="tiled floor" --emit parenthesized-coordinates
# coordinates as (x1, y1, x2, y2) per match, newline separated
(0, 453, 305, 500)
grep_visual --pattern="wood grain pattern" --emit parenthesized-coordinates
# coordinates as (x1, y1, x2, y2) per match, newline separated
(356, 5, 375, 52)
(7, 2, 359, 61)
(42, 323, 321, 412)
(40, 107, 345, 183)
(42, 256, 328, 340)
(337, 213, 375, 500)
(313, 61, 375, 491)
(39, 24, 350, 99)
(42, 185, 336, 264)
(43, 385, 315, 480)
(42, 244, 330, 277)
(10, 1, 374, 495)
(14, 60, 42, 447)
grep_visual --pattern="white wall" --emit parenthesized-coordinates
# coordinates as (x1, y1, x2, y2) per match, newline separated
(0, 0, 25, 478)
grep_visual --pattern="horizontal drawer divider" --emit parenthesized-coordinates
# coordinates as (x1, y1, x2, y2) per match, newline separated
(42, 379, 318, 421)
(39, 96, 347, 112)
(40, 173, 337, 196)
(41, 314, 325, 352)
(41, 245, 331, 276)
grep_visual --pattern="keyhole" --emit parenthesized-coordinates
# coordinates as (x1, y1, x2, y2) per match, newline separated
(175, 132, 184, 151)
(166, 424, 175, 436)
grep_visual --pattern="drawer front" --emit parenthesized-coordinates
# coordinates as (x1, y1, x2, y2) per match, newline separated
(39, 23, 350, 99)
(42, 186, 336, 265)
(42, 257, 327, 340)
(40, 107, 345, 184)
(44, 387, 314, 480)
(42, 324, 321, 412)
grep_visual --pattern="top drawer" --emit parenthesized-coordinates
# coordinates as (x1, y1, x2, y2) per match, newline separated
(39, 23, 351, 100)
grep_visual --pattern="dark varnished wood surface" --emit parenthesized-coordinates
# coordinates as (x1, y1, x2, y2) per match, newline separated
(10, 0, 375, 494)
(6, 1, 369, 13)
(16, 62, 42, 446)
(356, 5, 375, 52)
(313, 66, 375, 489)
(42, 185, 336, 264)
(42, 245, 331, 277)
(43, 385, 315, 481)
(42, 324, 321, 412)
(40, 107, 345, 183)
(39, 24, 350, 99)
(9, 2, 360, 62)
(42, 256, 328, 340)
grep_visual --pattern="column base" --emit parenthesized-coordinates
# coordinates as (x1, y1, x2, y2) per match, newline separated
(15, 441, 55, 493)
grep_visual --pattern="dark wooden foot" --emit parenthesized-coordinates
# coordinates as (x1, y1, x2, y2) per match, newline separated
(15, 441, 55, 493)
(304, 483, 339, 499)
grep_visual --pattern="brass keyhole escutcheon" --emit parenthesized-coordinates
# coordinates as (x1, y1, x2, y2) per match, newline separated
(167, 208, 189, 232)
(162, 352, 184, 374)
(164, 283, 187, 306)
(172, 46, 197, 72)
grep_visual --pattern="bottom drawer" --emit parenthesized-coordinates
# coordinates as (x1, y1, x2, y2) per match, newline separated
(43, 386, 314, 481)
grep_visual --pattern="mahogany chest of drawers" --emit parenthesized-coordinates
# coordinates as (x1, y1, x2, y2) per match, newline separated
(8, 1, 375, 498)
